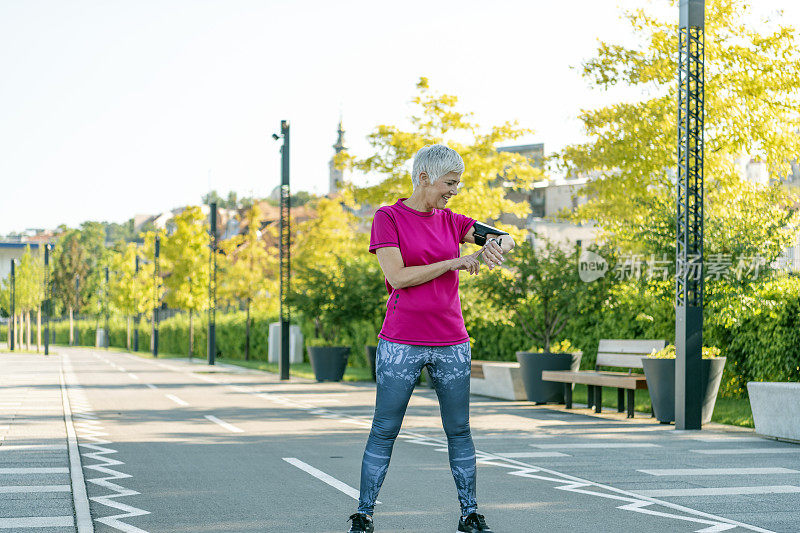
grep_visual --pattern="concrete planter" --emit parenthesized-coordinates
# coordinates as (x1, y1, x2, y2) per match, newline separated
(641, 357, 726, 424)
(516, 351, 582, 404)
(748, 382, 800, 442)
(470, 362, 526, 401)
(308, 346, 350, 382)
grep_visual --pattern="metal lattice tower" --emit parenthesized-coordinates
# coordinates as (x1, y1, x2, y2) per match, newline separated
(675, 0, 705, 430)
(279, 120, 291, 381)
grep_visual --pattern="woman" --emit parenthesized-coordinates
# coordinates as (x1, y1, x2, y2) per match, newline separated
(347, 144, 515, 533)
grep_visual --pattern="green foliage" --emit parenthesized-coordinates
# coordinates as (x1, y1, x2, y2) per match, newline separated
(562, 0, 800, 268)
(472, 238, 606, 352)
(162, 206, 210, 313)
(290, 252, 385, 343)
(218, 203, 278, 314)
(647, 344, 722, 359)
(338, 77, 541, 241)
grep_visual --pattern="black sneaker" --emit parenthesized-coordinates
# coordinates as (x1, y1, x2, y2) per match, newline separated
(458, 512, 493, 532)
(348, 512, 374, 533)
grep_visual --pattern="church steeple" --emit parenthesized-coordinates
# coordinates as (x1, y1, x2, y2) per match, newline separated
(329, 118, 347, 195)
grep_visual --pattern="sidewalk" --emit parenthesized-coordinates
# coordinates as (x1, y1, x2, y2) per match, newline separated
(0, 352, 89, 532)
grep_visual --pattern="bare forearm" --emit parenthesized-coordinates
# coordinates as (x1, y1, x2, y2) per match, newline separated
(391, 259, 454, 289)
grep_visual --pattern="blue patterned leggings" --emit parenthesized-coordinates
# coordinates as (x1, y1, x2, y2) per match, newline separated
(357, 338, 477, 516)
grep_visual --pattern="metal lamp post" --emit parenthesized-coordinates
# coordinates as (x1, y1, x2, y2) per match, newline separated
(208, 202, 217, 366)
(9, 260, 15, 351)
(675, 0, 705, 430)
(153, 235, 160, 358)
(277, 120, 291, 381)
(104, 266, 110, 349)
(134, 255, 140, 352)
(44, 245, 51, 355)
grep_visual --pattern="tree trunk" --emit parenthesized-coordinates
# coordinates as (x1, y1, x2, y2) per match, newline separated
(245, 299, 250, 361)
(26, 311, 31, 351)
(36, 307, 41, 352)
(69, 307, 74, 346)
(189, 310, 194, 359)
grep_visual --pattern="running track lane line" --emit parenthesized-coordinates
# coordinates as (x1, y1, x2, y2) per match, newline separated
(60, 362, 94, 533)
(282, 458, 381, 504)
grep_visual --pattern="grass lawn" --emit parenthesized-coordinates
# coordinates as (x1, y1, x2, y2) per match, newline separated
(570, 383, 753, 428)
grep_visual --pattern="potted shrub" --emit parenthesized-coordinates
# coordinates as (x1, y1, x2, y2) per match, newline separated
(477, 238, 588, 403)
(642, 344, 726, 424)
(308, 337, 350, 382)
(517, 339, 582, 403)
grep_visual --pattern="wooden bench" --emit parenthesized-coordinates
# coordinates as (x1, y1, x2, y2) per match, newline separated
(541, 339, 666, 418)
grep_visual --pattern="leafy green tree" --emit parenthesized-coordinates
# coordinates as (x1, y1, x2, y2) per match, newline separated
(561, 0, 800, 276)
(336, 77, 543, 239)
(161, 207, 210, 356)
(218, 203, 278, 359)
(107, 242, 158, 348)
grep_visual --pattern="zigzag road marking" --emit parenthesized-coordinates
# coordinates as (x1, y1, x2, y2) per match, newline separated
(64, 354, 152, 533)
(252, 389, 773, 533)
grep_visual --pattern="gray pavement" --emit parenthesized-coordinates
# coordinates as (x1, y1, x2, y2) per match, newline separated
(1, 347, 799, 532)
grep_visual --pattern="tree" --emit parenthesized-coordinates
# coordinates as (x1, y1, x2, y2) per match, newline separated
(161, 207, 210, 356)
(11, 247, 44, 351)
(335, 77, 543, 240)
(561, 0, 800, 279)
(218, 203, 278, 359)
(107, 242, 158, 349)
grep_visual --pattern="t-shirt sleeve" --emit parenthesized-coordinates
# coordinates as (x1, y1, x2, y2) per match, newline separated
(453, 211, 477, 244)
(369, 209, 400, 254)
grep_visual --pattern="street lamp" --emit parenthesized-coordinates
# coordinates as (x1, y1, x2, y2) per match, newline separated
(275, 120, 291, 381)
(134, 254, 140, 352)
(675, 0, 705, 430)
(208, 202, 217, 365)
(44, 245, 51, 356)
(153, 235, 160, 357)
(9, 259, 15, 351)
(104, 266, 110, 349)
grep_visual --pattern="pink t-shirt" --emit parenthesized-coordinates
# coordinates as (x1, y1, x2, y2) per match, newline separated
(369, 198, 476, 346)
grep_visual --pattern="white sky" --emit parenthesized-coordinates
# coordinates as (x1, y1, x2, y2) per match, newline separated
(1, 0, 798, 234)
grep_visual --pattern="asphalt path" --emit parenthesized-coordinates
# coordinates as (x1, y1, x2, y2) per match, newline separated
(2, 348, 799, 532)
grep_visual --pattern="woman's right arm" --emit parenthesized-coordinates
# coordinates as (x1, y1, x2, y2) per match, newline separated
(375, 247, 481, 289)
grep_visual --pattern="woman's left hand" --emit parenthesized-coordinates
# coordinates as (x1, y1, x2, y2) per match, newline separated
(481, 238, 504, 269)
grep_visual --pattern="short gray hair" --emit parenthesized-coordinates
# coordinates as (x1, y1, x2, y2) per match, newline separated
(411, 144, 464, 190)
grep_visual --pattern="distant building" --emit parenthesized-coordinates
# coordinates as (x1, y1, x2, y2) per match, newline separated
(0, 242, 42, 280)
(329, 120, 347, 195)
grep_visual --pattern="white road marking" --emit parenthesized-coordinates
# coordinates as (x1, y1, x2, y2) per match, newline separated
(635, 485, 800, 497)
(688, 436, 765, 442)
(205, 415, 243, 433)
(0, 484, 71, 493)
(0, 467, 69, 474)
(126, 373, 139, 380)
(692, 448, 800, 455)
(0, 516, 74, 528)
(639, 467, 799, 476)
(145, 383, 158, 390)
(496, 452, 571, 458)
(531, 443, 661, 449)
(166, 394, 189, 406)
(283, 457, 381, 504)
(59, 363, 94, 533)
(0, 444, 66, 452)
